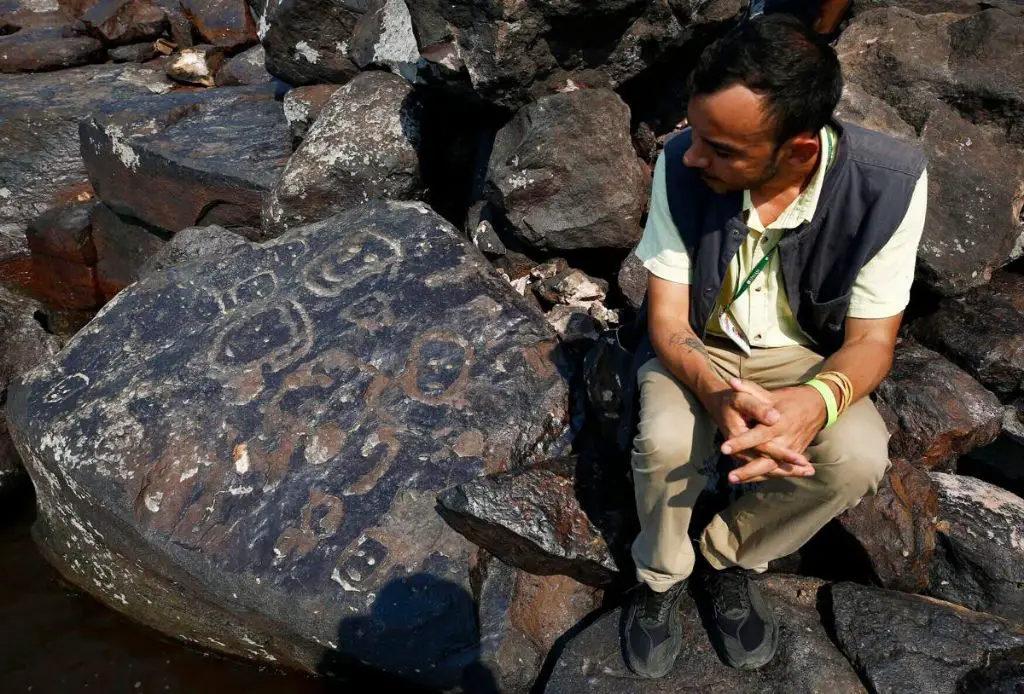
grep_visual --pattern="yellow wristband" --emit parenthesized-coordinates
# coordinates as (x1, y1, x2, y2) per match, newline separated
(805, 378, 838, 429)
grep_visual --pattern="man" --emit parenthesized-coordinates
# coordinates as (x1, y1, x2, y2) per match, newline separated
(745, 0, 851, 34)
(622, 16, 927, 677)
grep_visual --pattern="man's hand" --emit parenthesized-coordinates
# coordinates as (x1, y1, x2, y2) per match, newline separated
(720, 378, 826, 484)
(703, 384, 813, 474)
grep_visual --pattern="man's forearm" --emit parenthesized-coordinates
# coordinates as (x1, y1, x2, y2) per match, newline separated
(816, 337, 894, 406)
(650, 318, 729, 409)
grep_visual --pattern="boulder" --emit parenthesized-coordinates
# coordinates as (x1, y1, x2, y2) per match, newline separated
(253, 0, 363, 86)
(874, 341, 1003, 470)
(166, 44, 226, 86)
(830, 582, 1024, 694)
(0, 63, 174, 262)
(545, 305, 601, 343)
(928, 472, 1024, 623)
(214, 43, 275, 85)
(5, 200, 570, 688)
(281, 83, 340, 142)
(262, 72, 423, 236)
(0, 23, 105, 73)
(347, 0, 420, 81)
(484, 89, 648, 255)
(546, 575, 866, 693)
(837, 8, 1024, 295)
(834, 82, 916, 141)
(107, 41, 158, 62)
(25, 200, 101, 310)
(71, 0, 168, 45)
(534, 269, 608, 309)
(0, 286, 58, 496)
(90, 204, 168, 300)
(911, 271, 1024, 402)
(438, 457, 623, 587)
(178, 0, 257, 51)
(134, 224, 249, 280)
(477, 556, 602, 693)
(80, 83, 291, 237)
(837, 458, 938, 592)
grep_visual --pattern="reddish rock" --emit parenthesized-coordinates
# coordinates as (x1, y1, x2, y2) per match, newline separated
(25, 201, 98, 264)
(0, 26, 105, 73)
(91, 204, 167, 300)
(179, 0, 256, 50)
(478, 557, 601, 693)
(838, 458, 938, 592)
(28, 256, 100, 311)
(911, 271, 1024, 402)
(76, 0, 168, 45)
(875, 340, 1003, 470)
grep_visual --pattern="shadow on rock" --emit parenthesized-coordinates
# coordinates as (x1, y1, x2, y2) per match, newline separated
(318, 573, 499, 693)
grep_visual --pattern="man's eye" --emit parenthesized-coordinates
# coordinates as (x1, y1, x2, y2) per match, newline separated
(713, 148, 733, 159)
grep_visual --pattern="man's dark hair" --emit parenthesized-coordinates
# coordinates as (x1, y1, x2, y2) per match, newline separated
(688, 14, 843, 146)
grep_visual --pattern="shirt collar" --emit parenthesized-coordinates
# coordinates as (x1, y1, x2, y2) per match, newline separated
(742, 125, 834, 231)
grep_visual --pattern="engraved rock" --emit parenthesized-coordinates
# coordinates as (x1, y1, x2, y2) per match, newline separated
(830, 582, 1024, 694)
(0, 286, 58, 497)
(0, 63, 174, 261)
(546, 575, 866, 693)
(911, 271, 1024, 402)
(80, 83, 291, 237)
(928, 472, 1024, 623)
(477, 556, 602, 693)
(837, 458, 938, 593)
(875, 340, 1003, 471)
(6, 200, 570, 688)
(262, 71, 423, 236)
(484, 89, 649, 254)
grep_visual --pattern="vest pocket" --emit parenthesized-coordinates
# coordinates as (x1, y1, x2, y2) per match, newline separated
(803, 291, 852, 334)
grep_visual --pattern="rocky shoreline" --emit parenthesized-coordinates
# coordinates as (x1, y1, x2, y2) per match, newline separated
(1, 0, 1023, 691)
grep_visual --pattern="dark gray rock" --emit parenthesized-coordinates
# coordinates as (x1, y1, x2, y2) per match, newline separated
(263, 72, 422, 236)
(545, 305, 601, 343)
(80, 83, 291, 237)
(831, 581, 1024, 694)
(107, 41, 158, 62)
(477, 556, 602, 694)
(929, 472, 1024, 623)
(957, 647, 1024, 694)
(837, 7, 1024, 296)
(485, 89, 648, 254)
(837, 458, 938, 592)
(179, 0, 257, 51)
(91, 203, 167, 301)
(438, 457, 621, 586)
(0, 63, 175, 261)
(6, 200, 570, 687)
(875, 341, 1003, 471)
(0, 286, 57, 496)
(135, 224, 249, 280)
(166, 44, 226, 86)
(68, 0, 168, 45)
(0, 24, 105, 73)
(281, 83, 340, 142)
(834, 81, 917, 141)
(616, 250, 647, 312)
(214, 43, 275, 85)
(348, 0, 420, 81)
(253, 0, 363, 86)
(911, 271, 1024, 402)
(546, 575, 866, 693)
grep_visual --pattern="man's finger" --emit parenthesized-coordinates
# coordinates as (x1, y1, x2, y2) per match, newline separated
(757, 440, 812, 467)
(728, 457, 778, 484)
(733, 393, 780, 426)
(721, 425, 776, 456)
(729, 377, 774, 402)
(765, 461, 815, 478)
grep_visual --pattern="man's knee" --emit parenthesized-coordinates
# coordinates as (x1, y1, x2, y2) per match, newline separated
(813, 442, 889, 505)
(632, 411, 697, 472)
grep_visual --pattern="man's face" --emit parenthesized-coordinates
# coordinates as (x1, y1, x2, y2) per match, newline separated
(683, 85, 785, 193)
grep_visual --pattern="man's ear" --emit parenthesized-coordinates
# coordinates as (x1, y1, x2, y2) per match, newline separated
(783, 132, 820, 167)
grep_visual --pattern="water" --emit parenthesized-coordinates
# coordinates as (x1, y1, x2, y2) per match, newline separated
(0, 489, 329, 694)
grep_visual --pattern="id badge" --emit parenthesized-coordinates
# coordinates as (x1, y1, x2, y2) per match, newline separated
(718, 309, 751, 356)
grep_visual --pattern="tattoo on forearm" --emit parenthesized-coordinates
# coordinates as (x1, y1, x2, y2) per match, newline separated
(670, 333, 713, 367)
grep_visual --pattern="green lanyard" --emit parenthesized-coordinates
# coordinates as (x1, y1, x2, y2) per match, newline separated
(721, 239, 780, 313)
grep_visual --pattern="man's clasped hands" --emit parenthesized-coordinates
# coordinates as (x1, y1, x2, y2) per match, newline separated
(705, 377, 828, 485)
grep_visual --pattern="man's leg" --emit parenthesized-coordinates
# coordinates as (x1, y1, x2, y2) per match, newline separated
(624, 349, 738, 678)
(694, 345, 889, 669)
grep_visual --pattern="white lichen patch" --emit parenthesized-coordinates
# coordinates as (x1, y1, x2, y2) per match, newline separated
(105, 124, 141, 171)
(233, 442, 251, 474)
(294, 41, 321, 64)
(373, 0, 419, 79)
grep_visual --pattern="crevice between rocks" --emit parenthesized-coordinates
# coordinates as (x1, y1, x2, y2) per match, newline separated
(816, 583, 877, 694)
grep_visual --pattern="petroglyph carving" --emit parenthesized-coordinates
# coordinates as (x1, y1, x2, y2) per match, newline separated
(43, 373, 91, 404)
(398, 332, 474, 405)
(340, 292, 396, 333)
(300, 230, 403, 297)
(274, 489, 345, 563)
(332, 535, 389, 592)
(210, 299, 314, 373)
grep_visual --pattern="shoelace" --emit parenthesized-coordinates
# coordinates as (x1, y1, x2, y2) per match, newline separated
(708, 568, 751, 617)
(641, 583, 684, 623)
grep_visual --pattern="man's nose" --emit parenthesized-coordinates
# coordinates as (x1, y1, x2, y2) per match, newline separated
(683, 143, 708, 169)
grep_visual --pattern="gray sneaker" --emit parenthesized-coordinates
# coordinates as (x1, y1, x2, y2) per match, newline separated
(698, 566, 778, 670)
(622, 581, 687, 678)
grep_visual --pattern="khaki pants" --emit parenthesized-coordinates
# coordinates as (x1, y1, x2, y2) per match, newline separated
(631, 337, 890, 592)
